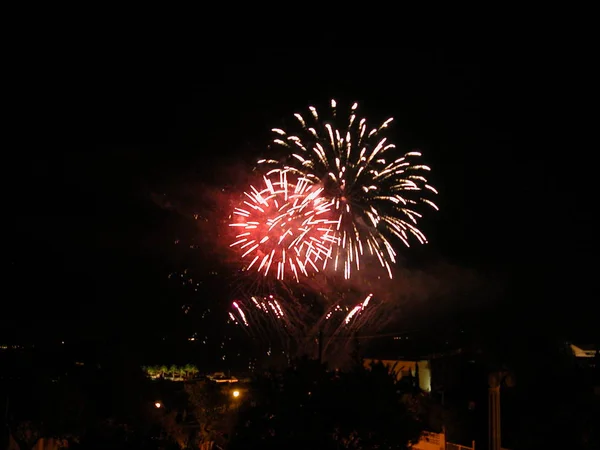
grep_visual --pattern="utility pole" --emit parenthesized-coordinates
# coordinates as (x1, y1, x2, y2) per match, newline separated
(488, 370, 514, 450)
(488, 376, 501, 450)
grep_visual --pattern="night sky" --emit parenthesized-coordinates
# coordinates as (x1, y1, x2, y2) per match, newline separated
(6, 48, 595, 345)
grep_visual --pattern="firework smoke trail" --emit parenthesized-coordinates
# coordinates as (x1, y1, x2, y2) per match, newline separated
(229, 170, 338, 283)
(260, 100, 439, 279)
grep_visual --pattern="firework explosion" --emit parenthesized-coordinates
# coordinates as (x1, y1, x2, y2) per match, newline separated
(259, 100, 438, 279)
(229, 170, 338, 282)
(191, 100, 442, 359)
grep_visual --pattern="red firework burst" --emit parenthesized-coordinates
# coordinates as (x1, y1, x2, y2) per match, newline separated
(229, 170, 338, 282)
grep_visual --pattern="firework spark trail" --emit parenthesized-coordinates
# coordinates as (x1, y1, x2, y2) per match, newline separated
(320, 292, 374, 338)
(259, 100, 439, 279)
(229, 171, 338, 282)
(313, 292, 400, 360)
(343, 292, 373, 324)
(229, 294, 307, 347)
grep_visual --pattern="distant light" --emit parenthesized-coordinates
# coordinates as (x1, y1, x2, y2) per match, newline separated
(232, 390, 240, 398)
(154, 402, 162, 408)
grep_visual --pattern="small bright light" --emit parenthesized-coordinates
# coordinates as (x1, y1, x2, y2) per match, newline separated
(154, 402, 162, 408)
(232, 390, 240, 398)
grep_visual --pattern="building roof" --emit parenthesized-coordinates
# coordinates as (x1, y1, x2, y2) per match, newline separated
(570, 343, 598, 358)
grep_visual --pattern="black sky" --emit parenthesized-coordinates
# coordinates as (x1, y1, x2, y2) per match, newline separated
(6, 47, 595, 343)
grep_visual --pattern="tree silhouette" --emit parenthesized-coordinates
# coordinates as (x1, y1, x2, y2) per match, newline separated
(159, 365, 168, 379)
(183, 363, 193, 379)
(229, 357, 424, 449)
(184, 380, 235, 447)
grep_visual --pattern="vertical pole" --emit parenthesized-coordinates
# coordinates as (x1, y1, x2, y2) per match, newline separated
(488, 385, 501, 450)
(496, 387, 501, 450)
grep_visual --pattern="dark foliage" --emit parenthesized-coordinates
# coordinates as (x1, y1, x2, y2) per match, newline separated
(4, 351, 165, 449)
(479, 314, 600, 450)
(229, 357, 424, 450)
